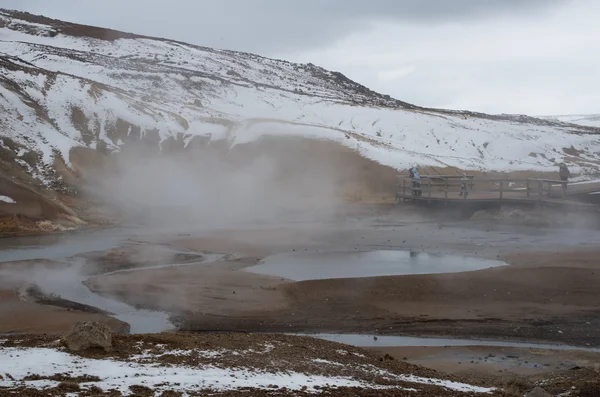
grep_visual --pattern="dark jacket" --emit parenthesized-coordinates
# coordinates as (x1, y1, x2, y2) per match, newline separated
(559, 165, 571, 181)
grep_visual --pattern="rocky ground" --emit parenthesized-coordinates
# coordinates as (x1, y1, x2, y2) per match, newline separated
(0, 331, 501, 396)
(2, 330, 599, 397)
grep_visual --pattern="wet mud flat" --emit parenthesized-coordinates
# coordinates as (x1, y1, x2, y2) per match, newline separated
(17, 283, 112, 315)
(60, 221, 600, 349)
(368, 344, 600, 376)
(3, 216, 599, 345)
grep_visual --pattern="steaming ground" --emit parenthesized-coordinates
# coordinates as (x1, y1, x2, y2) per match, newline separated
(76, 220, 600, 347)
(2, 203, 600, 394)
(3, 207, 600, 341)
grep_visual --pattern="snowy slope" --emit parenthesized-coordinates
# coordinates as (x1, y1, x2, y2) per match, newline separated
(1, 8, 600, 188)
(543, 114, 600, 128)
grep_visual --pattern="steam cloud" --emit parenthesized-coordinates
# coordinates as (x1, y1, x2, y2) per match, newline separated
(84, 133, 347, 229)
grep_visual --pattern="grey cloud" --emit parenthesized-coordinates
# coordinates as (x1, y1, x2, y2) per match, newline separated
(1, 0, 565, 54)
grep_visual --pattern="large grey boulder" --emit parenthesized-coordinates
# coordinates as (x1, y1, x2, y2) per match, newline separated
(61, 321, 112, 352)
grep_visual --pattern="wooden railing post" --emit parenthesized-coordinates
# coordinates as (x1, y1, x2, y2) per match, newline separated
(428, 180, 432, 198)
(538, 181, 543, 200)
(499, 180, 503, 200)
(403, 179, 406, 197)
(526, 180, 530, 197)
(444, 179, 448, 200)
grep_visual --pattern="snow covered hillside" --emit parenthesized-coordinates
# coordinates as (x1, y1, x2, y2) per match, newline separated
(543, 114, 600, 128)
(1, 8, 600, 190)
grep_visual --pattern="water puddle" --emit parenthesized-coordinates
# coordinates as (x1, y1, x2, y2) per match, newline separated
(299, 334, 600, 352)
(246, 250, 506, 281)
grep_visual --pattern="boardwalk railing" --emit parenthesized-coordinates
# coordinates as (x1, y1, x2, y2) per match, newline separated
(396, 175, 568, 202)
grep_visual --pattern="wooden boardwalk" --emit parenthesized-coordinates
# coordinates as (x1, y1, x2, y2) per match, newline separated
(547, 181, 600, 198)
(396, 176, 600, 207)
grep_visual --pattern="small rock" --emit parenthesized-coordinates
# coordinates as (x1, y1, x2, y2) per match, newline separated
(526, 386, 552, 397)
(129, 385, 153, 396)
(61, 321, 112, 352)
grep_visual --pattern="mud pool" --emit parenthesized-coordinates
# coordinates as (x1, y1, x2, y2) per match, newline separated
(245, 250, 507, 281)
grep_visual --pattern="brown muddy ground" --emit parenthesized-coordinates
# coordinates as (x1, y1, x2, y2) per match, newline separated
(0, 288, 125, 335)
(81, 227, 600, 348)
(367, 345, 600, 377)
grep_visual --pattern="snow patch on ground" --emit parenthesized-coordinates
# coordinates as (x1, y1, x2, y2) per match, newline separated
(0, 195, 16, 204)
(357, 364, 496, 394)
(0, 347, 368, 393)
(0, 346, 496, 394)
(397, 374, 495, 393)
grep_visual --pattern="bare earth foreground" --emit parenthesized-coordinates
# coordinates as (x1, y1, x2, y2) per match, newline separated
(1, 205, 600, 395)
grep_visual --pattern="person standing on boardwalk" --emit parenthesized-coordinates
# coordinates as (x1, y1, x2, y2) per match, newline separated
(559, 163, 571, 191)
(410, 167, 422, 197)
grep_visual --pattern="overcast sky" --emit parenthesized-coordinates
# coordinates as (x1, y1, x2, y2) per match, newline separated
(2, 0, 599, 115)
